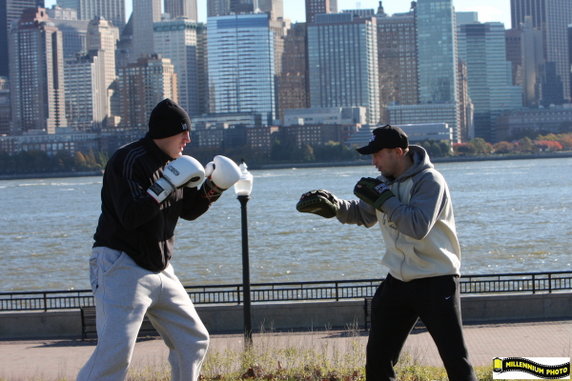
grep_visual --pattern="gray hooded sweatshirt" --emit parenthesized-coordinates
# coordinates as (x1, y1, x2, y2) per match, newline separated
(336, 145, 461, 282)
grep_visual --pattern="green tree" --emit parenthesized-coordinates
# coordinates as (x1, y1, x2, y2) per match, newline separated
(314, 141, 360, 162)
(492, 141, 515, 154)
(52, 151, 73, 171)
(453, 143, 476, 156)
(535, 140, 563, 151)
(270, 135, 302, 162)
(556, 133, 572, 150)
(516, 137, 536, 153)
(96, 151, 109, 168)
(418, 140, 452, 157)
(469, 138, 493, 155)
(18, 151, 51, 173)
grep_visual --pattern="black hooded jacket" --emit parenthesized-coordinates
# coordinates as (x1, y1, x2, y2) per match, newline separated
(93, 137, 211, 272)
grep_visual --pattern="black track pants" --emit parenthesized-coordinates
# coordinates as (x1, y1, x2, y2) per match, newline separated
(365, 274, 477, 381)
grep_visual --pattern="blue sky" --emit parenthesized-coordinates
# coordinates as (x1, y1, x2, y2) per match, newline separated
(45, 0, 513, 28)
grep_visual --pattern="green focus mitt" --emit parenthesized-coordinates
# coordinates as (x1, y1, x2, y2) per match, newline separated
(353, 177, 395, 210)
(296, 189, 339, 218)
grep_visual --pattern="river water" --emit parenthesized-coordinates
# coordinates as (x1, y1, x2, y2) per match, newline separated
(1, 157, 570, 292)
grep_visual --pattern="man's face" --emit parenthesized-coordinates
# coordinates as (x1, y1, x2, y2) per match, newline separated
(371, 148, 399, 177)
(156, 131, 191, 159)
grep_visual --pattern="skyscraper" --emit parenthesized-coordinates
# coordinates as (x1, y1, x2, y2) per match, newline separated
(329, 0, 337, 13)
(154, 18, 204, 116)
(305, 0, 330, 23)
(278, 22, 308, 121)
(9, 7, 67, 134)
(388, 0, 462, 141)
(87, 16, 119, 124)
(207, 13, 276, 125)
(416, 0, 458, 104)
(196, 24, 208, 115)
(307, 13, 380, 124)
(376, 6, 418, 109)
(63, 16, 118, 131)
(268, 16, 289, 120)
(230, 0, 256, 14)
(119, 54, 178, 128)
(115, 12, 133, 68)
(207, 0, 230, 18)
(458, 22, 522, 142)
(1, 0, 44, 78)
(511, 0, 572, 102)
(506, 16, 544, 107)
(47, 5, 78, 20)
(0, 77, 10, 135)
(416, 0, 460, 140)
(64, 54, 102, 130)
(87, 16, 118, 86)
(48, 10, 89, 59)
(164, 0, 198, 21)
(78, 0, 125, 30)
(131, 0, 161, 61)
(258, 0, 284, 20)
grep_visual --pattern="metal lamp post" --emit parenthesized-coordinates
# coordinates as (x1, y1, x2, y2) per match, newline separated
(233, 160, 254, 346)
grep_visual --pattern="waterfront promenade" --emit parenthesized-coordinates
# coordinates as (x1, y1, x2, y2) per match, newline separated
(1, 319, 571, 380)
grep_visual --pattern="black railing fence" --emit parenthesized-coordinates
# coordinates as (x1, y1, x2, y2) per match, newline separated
(1, 271, 571, 312)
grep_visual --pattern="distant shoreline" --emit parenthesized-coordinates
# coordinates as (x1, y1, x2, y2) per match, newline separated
(0, 152, 571, 180)
(252, 151, 572, 169)
(0, 170, 104, 181)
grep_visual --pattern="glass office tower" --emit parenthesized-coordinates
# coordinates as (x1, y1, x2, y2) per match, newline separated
(207, 13, 276, 125)
(458, 22, 522, 142)
(1, 0, 44, 77)
(416, 0, 458, 104)
(307, 13, 380, 125)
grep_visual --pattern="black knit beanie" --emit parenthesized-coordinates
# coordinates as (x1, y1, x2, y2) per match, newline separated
(148, 99, 191, 139)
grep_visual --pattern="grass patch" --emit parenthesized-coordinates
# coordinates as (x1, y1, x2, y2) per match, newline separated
(0, 329, 494, 381)
(126, 329, 493, 381)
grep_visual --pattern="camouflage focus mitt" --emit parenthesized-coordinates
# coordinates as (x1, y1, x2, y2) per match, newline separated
(296, 189, 339, 219)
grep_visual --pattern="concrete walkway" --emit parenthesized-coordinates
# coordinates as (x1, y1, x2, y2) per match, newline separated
(1, 320, 571, 380)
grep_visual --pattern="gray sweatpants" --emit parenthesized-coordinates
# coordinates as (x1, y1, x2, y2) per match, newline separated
(77, 247, 209, 381)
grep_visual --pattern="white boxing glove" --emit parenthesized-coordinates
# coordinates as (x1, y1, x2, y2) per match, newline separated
(201, 155, 241, 201)
(205, 155, 241, 189)
(183, 156, 206, 188)
(147, 155, 205, 203)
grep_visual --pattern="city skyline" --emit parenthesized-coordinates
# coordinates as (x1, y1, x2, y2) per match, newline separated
(44, 0, 512, 27)
(5, 0, 571, 158)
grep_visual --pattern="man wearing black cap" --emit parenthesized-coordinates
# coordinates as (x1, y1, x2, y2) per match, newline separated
(297, 125, 476, 381)
(78, 99, 240, 381)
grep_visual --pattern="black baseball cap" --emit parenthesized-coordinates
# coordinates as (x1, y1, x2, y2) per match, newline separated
(356, 125, 409, 155)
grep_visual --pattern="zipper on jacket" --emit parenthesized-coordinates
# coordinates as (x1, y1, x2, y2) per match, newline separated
(394, 181, 407, 281)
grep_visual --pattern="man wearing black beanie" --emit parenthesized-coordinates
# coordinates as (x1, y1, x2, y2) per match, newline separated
(78, 99, 237, 381)
(147, 98, 192, 140)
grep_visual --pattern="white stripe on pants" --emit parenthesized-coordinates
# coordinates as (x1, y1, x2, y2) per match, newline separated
(77, 247, 210, 381)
